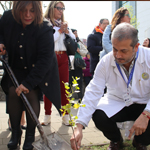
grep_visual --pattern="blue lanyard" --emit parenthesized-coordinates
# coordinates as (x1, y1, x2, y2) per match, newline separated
(115, 49, 139, 88)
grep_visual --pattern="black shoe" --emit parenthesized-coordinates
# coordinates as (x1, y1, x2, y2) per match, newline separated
(132, 138, 147, 150)
(107, 136, 123, 150)
(23, 129, 35, 150)
(7, 129, 22, 149)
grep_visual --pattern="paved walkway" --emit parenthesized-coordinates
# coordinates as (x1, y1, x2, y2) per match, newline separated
(0, 101, 111, 150)
(1, 100, 135, 150)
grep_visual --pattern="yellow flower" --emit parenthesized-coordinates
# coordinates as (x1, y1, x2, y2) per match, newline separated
(73, 103, 80, 109)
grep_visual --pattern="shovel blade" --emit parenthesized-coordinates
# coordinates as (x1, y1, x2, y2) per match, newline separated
(33, 132, 72, 150)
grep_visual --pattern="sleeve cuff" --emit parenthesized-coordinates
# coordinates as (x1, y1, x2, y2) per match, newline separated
(75, 120, 87, 129)
(144, 109, 150, 113)
(21, 80, 33, 91)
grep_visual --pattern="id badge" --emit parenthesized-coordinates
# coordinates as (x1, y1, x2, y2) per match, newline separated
(123, 93, 133, 106)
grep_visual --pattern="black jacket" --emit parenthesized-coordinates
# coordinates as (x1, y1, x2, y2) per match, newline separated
(87, 28, 103, 74)
(0, 10, 61, 115)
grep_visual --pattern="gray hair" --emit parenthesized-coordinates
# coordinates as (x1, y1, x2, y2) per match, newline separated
(99, 18, 109, 24)
(111, 23, 138, 47)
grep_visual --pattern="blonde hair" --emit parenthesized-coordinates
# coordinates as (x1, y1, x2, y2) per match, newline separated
(44, 1, 65, 26)
(111, 7, 128, 31)
(12, 1, 43, 26)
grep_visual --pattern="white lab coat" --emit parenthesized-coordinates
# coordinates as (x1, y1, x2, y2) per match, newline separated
(77, 45, 150, 127)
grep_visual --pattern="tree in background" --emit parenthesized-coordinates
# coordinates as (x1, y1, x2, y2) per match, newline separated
(124, 4, 139, 29)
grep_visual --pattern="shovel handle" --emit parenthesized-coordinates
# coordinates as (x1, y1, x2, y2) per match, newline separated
(0, 58, 48, 143)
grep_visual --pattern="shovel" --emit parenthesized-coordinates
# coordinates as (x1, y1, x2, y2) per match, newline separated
(0, 57, 72, 150)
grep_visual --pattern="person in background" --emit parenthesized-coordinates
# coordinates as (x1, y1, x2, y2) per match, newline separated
(41, 1, 75, 126)
(82, 52, 92, 87)
(0, 1, 61, 150)
(69, 29, 88, 102)
(70, 23, 150, 150)
(100, 7, 131, 59)
(87, 18, 109, 76)
(143, 38, 150, 48)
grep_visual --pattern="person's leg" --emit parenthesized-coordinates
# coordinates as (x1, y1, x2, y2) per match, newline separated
(7, 86, 23, 149)
(112, 104, 150, 147)
(92, 104, 147, 143)
(57, 53, 70, 125)
(20, 111, 26, 128)
(133, 121, 150, 146)
(43, 95, 52, 115)
(41, 95, 52, 126)
(57, 53, 69, 107)
(92, 109, 122, 142)
(6, 94, 9, 114)
(6, 94, 12, 131)
(121, 104, 150, 146)
(23, 87, 40, 150)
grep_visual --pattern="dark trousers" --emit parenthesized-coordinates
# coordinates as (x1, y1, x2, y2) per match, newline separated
(92, 104, 150, 145)
(69, 66, 83, 99)
(8, 86, 40, 134)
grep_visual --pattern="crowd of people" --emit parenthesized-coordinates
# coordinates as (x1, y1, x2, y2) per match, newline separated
(0, 1, 150, 150)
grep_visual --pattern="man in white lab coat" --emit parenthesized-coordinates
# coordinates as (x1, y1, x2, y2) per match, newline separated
(70, 23, 150, 150)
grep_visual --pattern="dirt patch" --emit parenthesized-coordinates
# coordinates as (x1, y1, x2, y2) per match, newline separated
(79, 140, 150, 150)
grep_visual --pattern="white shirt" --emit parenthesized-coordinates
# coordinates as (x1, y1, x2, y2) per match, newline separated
(76, 45, 150, 127)
(53, 26, 75, 51)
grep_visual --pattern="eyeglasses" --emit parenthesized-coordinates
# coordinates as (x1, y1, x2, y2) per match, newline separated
(124, 14, 130, 18)
(54, 6, 65, 11)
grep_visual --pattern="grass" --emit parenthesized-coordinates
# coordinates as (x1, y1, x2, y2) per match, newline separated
(79, 140, 150, 150)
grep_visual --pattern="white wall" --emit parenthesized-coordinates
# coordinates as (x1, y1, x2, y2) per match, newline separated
(137, 1, 150, 44)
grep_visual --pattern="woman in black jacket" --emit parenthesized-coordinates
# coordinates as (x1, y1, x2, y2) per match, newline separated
(0, 1, 61, 150)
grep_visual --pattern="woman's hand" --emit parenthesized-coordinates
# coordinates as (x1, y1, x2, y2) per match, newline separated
(59, 22, 69, 34)
(64, 23, 69, 34)
(0, 44, 6, 55)
(60, 22, 65, 33)
(16, 84, 29, 96)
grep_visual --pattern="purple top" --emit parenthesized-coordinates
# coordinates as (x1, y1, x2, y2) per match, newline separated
(83, 57, 92, 77)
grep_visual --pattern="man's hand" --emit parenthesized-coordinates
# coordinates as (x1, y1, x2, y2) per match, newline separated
(16, 84, 29, 96)
(70, 124, 83, 150)
(128, 111, 150, 139)
(0, 44, 6, 55)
